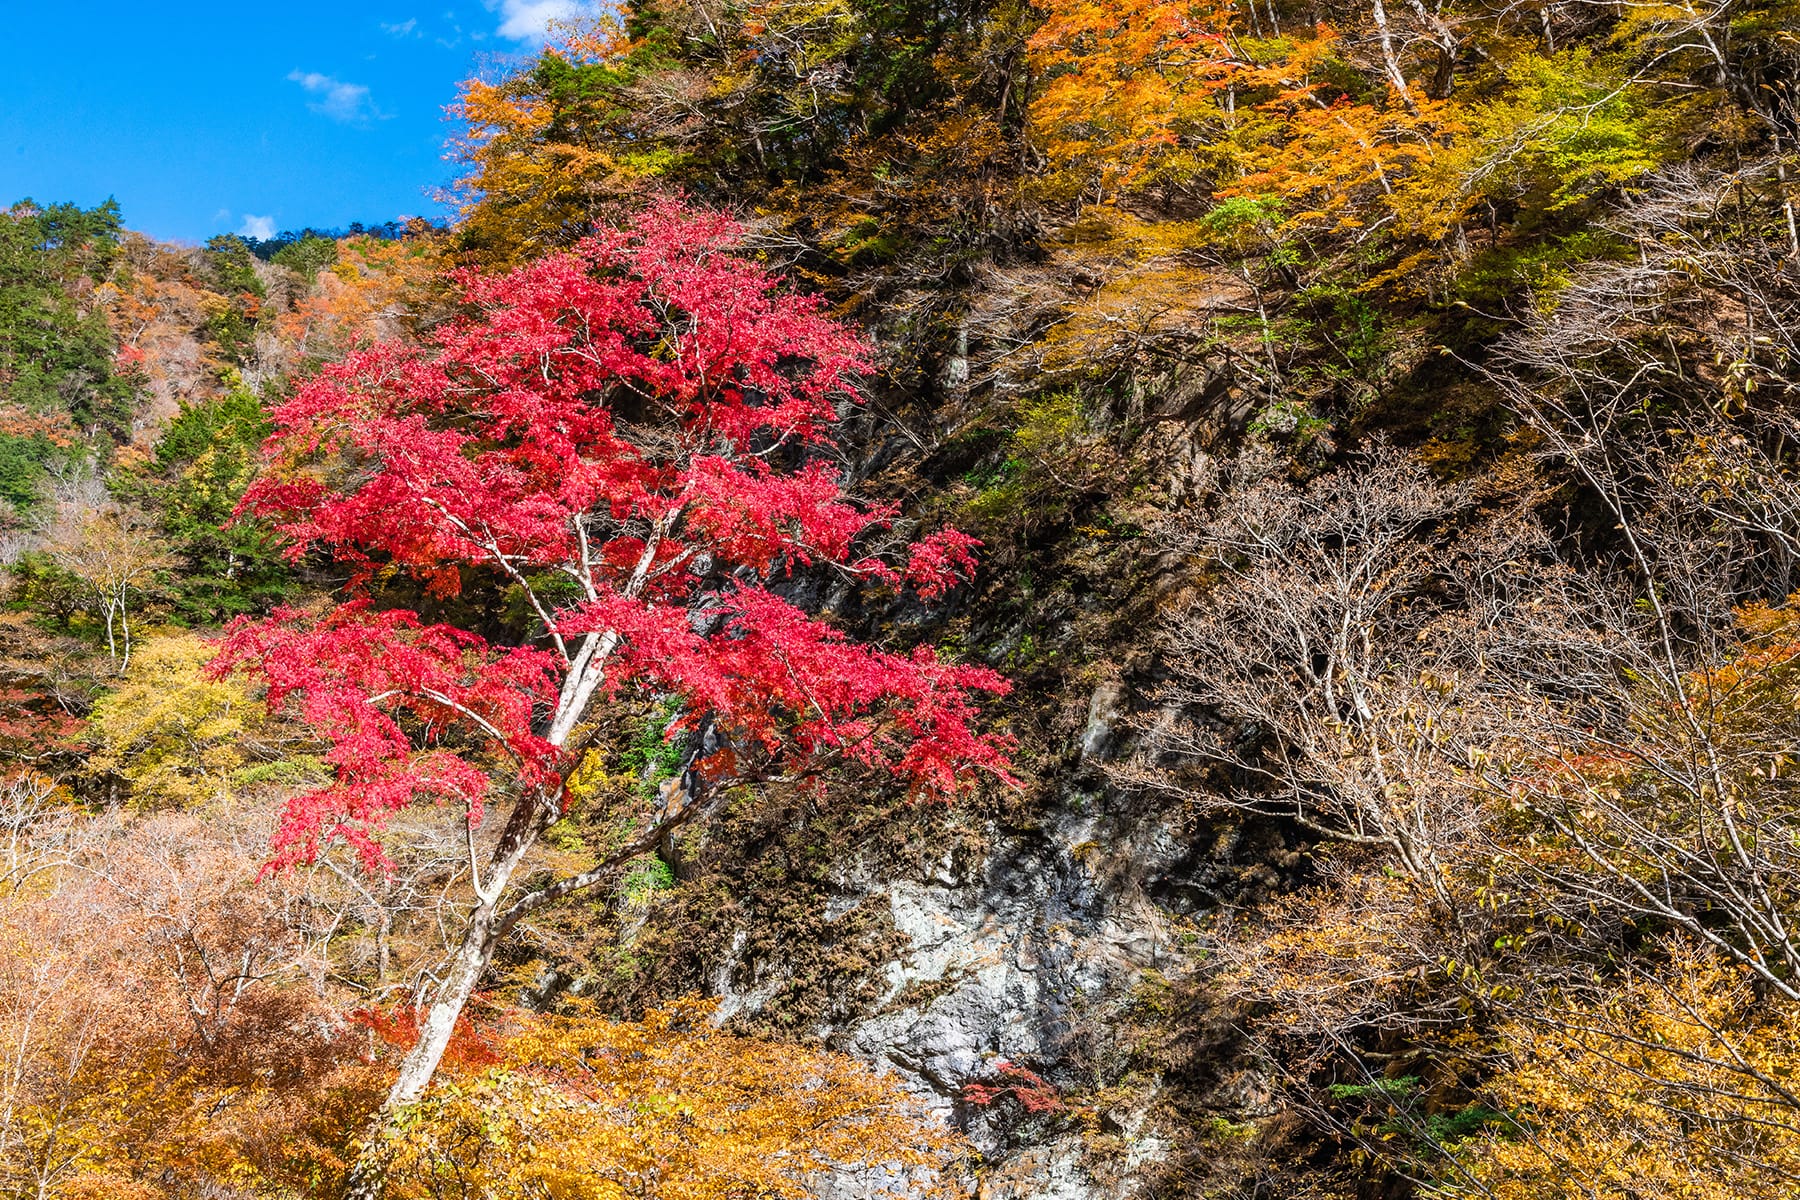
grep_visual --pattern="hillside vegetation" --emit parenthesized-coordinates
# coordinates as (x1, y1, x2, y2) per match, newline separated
(3, 2, 1800, 1197)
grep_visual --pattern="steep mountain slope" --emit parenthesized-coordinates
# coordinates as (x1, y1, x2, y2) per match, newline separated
(4, 2, 1800, 1197)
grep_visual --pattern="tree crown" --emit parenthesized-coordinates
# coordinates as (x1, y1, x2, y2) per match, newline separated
(219, 201, 1012, 871)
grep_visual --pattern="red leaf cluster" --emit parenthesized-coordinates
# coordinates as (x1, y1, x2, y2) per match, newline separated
(351, 1003, 503, 1071)
(962, 1059, 1064, 1114)
(219, 200, 1012, 870)
(561, 585, 1012, 794)
(242, 201, 875, 598)
(214, 604, 560, 871)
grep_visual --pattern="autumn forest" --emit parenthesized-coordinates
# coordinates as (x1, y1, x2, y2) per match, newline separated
(3, 0, 1800, 1196)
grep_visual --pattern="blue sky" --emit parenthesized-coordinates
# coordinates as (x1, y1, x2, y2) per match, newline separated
(0, 2, 608, 244)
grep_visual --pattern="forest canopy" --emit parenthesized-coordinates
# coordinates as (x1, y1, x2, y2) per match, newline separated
(3, 1, 1800, 1198)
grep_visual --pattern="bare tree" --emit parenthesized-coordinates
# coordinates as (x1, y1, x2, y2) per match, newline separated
(1474, 165, 1800, 999)
(42, 507, 171, 676)
(1125, 442, 1520, 916)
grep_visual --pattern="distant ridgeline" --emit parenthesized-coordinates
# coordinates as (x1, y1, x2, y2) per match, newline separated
(239, 216, 446, 261)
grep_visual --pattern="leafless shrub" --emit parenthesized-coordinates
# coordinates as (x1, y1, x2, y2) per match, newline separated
(1468, 165, 1800, 999)
(1120, 441, 1536, 916)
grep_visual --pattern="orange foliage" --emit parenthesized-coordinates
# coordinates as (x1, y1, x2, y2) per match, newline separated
(1026, 0, 1478, 246)
(272, 235, 447, 360)
(0, 405, 79, 449)
(0, 795, 380, 1198)
(381, 998, 961, 1200)
(1026, 0, 1252, 195)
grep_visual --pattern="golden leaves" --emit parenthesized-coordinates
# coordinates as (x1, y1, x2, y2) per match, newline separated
(87, 633, 315, 810)
(1441, 952, 1800, 1200)
(381, 999, 960, 1200)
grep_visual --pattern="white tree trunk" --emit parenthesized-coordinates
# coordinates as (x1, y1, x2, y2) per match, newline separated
(342, 799, 545, 1199)
(341, 536, 659, 1197)
(116, 589, 132, 676)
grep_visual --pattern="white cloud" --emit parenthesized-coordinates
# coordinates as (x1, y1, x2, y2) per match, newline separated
(238, 214, 277, 241)
(381, 17, 418, 36)
(489, 0, 607, 45)
(287, 70, 382, 123)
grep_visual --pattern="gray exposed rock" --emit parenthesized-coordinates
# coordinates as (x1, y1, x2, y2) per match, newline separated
(710, 792, 1228, 1199)
(976, 1140, 1100, 1200)
(1079, 681, 1125, 762)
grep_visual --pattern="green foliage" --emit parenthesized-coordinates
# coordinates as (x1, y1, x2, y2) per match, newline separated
(0, 198, 136, 467)
(1297, 283, 1389, 384)
(1470, 48, 1675, 215)
(121, 386, 293, 622)
(229, 756, 327, 790)
(1249, 394, 1330, 444)
(961, 391, 1105, 537)
(1426, 1104, 1507, 1146)
(270, 235, 339, 280)
(528, 49, 640, 145)
(1326, 1075, 1421, 1102)
(619, 700, 684, 800)
(1452, 231, 1625, 309)
(3, 549, 86, 627)
(1196, 194, 1287, 255)
(202, 234, 263, 296)
(0, 429, 66, 511)
(621, 854, 677, 908)
(501, 568, 586, 630)
(199, 235, 266, 365)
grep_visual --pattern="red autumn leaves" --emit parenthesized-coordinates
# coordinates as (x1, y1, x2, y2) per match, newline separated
(216, 201, 1012, 872)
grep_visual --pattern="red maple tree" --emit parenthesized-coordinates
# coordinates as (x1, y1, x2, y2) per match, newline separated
(212, 202, 1012, 1179)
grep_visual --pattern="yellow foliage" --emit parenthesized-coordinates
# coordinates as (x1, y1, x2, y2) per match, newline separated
(1038, 262, 1244, 376)
(0, 803, 378, 1198)
(449, 26, 650, 266)
(87, 633, 301, 808)
(1436, 952, 1800, 1200)
(382, 998, 960, 1199)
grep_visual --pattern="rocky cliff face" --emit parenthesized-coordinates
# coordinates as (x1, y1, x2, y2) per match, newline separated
(702, 674, 1296, 1196)
(568, 359, 1311, 1197)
